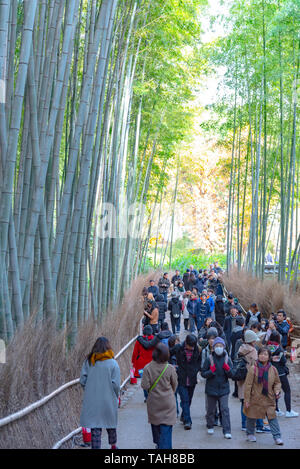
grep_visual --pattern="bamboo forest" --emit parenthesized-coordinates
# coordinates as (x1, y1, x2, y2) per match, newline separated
(0, 0, 299, 344)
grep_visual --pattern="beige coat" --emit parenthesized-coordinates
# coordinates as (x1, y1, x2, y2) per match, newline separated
(236, 344, 258, 399)
(243, 363, 281, 420)
(141, 360, 178, 426)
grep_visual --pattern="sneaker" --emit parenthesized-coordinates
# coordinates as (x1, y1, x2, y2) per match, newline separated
(285, 410, 299, 418)
(247, 435, 257, 442)
(256, 426, 271, 433)
(224, 433, 232, 439)
(276, 410, 284, 417)
(207, 428, 214, 435)
(184, 423, 192, 430)
(241, 427, 247, 431)
(275, 438, 284, 445)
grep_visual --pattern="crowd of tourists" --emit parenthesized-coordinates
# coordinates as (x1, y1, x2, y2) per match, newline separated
(78, 262, 298, 450)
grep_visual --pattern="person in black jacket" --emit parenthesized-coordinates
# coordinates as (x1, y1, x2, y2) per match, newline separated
(156, 294, 168, 331)
(158, 273, 171, 303)
(230, 316, 245, 361)
(174, 334, 202, 430)
(148, 280, 159, 300)
(267, 331, 298, 418)
(168, 293, 183, 334)
(171, 270, 182, 288)
(201, 337, 233, 439)
(214, 295, 225, 326)
(182, 270, 190, 291)
(187, 273, 197, 293)
(224, 306, 240, 351)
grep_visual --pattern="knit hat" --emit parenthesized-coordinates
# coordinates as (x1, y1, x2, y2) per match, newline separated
(143, 325, 153, 336)
(207, 327, 218, 338)
(244, 329, 258, 343)
(213, 337, 225, 347)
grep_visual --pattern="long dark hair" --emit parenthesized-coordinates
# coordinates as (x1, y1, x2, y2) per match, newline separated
(210, 320, 223, 336)
(87, 337, 112, 363)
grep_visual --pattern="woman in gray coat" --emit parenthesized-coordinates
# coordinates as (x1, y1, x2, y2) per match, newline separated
(141, 343, 178, 449)
(80, 337, 121, 449)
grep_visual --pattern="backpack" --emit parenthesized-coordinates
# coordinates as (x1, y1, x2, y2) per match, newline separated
(171, 301, 181, 319)
(231, 355, 248, 381)
(161, 337, 169, 347)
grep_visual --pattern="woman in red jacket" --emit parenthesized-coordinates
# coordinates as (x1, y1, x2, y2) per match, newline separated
(132, 325, 156, 378)
(131, 325, 156, 402)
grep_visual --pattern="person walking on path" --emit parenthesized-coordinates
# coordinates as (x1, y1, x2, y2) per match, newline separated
(158, 273, 171, 304)
(197, 293, 211, 332)
(267, 331, 299, 418)
(156, 294, 168, 331)
(143, 298, 159, 334)
(132, 325, 156, 379)
(79, 337, 120, 450)
(187, 292, 200, 334)
(183, 269, 190, 291)
(174, 334, 202, 430)
(182, 293, 190, 331)
(171, 270, 182, 289)
(201, 337, 233, 439)
(174, 280, 185, 298)
(224, 306, 240, 352)
(168, 292, 183, 334)
(198, 316, 213, 341)
(243, 346, 284, 445)
(235, 329, 270, 433)
(214, 295, 225, 327)
(275, 310, 290, 350)
(141, 343, 178, 449)
(148, 280, 159, 300)
(245, 303, 261, 327)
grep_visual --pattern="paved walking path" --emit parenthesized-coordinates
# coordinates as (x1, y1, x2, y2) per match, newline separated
(99, 319, 300, 450)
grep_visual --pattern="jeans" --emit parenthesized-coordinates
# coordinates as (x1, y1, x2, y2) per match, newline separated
(240, 400, 247, 428)
(189, 316, 196, 333)
(246, 417, 281, 440)
(178, 385, 196, 425)
(170, 316, 180, 334)
(161, 292, 168, 303)
(143, 389, 148, 401)
(151, 424, 173, 449)
(206, 394, 231, 434)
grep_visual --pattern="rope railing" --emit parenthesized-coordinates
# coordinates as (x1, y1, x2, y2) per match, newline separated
(0, 333, 139, 429)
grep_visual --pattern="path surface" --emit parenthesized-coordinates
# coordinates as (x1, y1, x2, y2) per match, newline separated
(99, 319, 300, 450)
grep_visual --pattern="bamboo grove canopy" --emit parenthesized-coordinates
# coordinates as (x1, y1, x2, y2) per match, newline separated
(0, 0, 204, 343)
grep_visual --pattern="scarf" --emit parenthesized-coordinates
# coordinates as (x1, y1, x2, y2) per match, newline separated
(184, 347, 193, 363)
(90, 349, 114, 366)
(256, 360, 271, 396)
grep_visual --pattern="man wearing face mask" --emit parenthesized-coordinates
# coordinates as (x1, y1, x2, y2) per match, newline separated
(201, 337, 233, 439)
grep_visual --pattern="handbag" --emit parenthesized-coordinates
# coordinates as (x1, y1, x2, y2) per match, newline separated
(148, 364, 169, 392)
